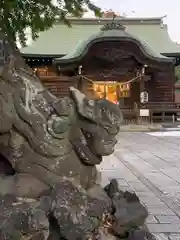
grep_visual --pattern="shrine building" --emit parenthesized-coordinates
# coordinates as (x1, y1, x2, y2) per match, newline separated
(20, 17, 180, 122)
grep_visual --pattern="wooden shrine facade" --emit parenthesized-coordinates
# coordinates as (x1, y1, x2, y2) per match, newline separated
(27, 41, 175, 108)
(25, 59, 73, 97)
(24, 22, 177, 122)
(52, 22, 176, 123)
(72, 41, 175, 107)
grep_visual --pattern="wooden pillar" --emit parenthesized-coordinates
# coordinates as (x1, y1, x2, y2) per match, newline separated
(77, 76, 83, 91)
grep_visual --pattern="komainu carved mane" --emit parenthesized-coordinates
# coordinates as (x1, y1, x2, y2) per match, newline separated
(0, 33, 123, 198)
(0, 33, 148, 240)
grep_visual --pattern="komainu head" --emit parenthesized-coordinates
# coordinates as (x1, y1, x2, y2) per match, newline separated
(69, 87, 123, 165)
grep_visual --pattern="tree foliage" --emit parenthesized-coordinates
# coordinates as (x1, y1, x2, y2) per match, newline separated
(0, 0, 102, 46)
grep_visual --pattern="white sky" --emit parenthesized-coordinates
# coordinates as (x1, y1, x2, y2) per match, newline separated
(85, 0, 180, 43)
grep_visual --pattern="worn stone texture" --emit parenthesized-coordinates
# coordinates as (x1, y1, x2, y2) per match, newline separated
(0, 34, 148, 239)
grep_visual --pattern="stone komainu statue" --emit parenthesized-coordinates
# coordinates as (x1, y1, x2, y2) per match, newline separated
(0, 33, 148, 240)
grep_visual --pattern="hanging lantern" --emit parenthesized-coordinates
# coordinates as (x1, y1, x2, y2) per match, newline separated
(140, 91, 148, 103)
(78, 65, 82, 75)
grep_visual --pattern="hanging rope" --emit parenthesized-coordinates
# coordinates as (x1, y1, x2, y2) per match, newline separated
(81, 73, 144, 86)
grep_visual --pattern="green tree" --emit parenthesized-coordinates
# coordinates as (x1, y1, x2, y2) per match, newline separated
(0, 0, 101, 46)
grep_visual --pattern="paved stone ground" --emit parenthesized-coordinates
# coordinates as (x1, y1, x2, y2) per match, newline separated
(97, 132, 180, 240)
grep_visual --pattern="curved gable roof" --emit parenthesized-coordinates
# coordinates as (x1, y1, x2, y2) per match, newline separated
(21, 17, 180, 59)
(54, 22, 173, 64)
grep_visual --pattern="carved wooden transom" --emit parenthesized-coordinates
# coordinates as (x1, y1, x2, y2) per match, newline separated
(83, 41, 142, 79)
(96, 47, 132, 61)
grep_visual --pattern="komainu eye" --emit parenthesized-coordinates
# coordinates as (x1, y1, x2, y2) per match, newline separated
(88, 100, 95, 106)
(52, 117, 69, 134)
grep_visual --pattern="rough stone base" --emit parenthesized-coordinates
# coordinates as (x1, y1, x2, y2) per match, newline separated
(0, 179, 149, 240)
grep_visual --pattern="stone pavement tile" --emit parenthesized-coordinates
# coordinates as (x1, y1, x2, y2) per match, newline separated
(114, 133, 180, 237)
(144, 173, 174, 185)
(100, 174, 110, 187)
(147, 206, 175, 215)
(99, 169, 124, 179)
(145, 215, 158, 224)
(134, 191, 162, 199)
(129, 182, 150, 192)
(98, 155, 121, 170)
(119, 172, 139, 181)
(139, 197, 166, 207)
(155, 215, 180, 224)
(147, 224, 180, 233)
(153, 233, 169, 240)
(127, 179, 144, 184)
(116, 178, 130, 187)
(99, 155, 140, 183)
(117, 185, 132, 192)
(169, 234, 180, 239)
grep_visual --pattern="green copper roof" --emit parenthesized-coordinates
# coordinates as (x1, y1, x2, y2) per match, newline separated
(21, 17, 180, 56)
(55, 22, 172, 63)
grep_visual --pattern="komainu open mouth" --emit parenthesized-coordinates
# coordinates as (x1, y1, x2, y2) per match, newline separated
(0, 153, 15, 176)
